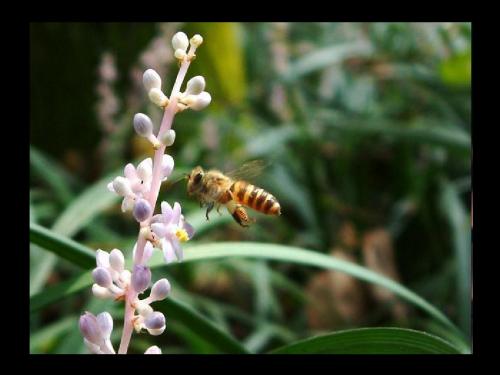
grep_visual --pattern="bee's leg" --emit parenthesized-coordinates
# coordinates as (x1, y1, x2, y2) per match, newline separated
(226, 201, 253, 227)
(216, 204, 222, 215)
(205, 202, 214, 221)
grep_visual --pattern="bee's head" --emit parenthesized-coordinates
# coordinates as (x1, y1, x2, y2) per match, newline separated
(187, 166, 205, 195)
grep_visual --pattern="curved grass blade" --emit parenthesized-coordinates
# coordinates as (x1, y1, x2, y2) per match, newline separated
(30, 146, 78, 204)
(269, 327, 463, 354)
(155, 298, 249, 353)
(281, 41, 373, 83)
(29, 225, 465, 350)
(318, 110, 471, 153)
(30, 223, 95, 269)
(177, 242, 460, 334)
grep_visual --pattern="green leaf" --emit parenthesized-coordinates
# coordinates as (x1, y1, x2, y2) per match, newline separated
(269, 328, 462, 354)
(30, 223, 95, 269)
(184, 209, 232, 237)
(439, 179, 471, 337)
(176, 242, 460, 335)
(51, 171, 121, 237)
(30, 224, 466, 351)
(318, 110, 471, 153)
(30, 316, 77, 353)
(155, 298, 249, 354)
(30, 145, 78, 204)
(282, 41, 373, 83)
(30, 272, 93, 312)
(439, 50, 471, 87)
(30, 165, 123, 294)
(186, 22, 246, 106)
(30, 224, 460, 334)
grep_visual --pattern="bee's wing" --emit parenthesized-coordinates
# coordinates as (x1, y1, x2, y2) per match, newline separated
(226, 160, 269, 182)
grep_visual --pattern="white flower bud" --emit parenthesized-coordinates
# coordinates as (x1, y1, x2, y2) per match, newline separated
(109, 249, 125, 273)
(148, 88, 168, 107)
(133, 241, 155, 265)
(172, 32, 189, 52)
(137, 158, 152, 182)
(189, 91, 211, 111)
(160, 154, 174, 180)
(159, 129, 176, 147)
(95, 249, 110, 268)
(133, 113, 154, 137)
(150, 278, 171, 301)
(92, 267, 113, 288)
(96, 312, 113, 340)
(120, 269, 131, 285)
(185, 76, 205, 96)
(143, 69, 162, 92)
(174, 49, 186, 60)
(92, 284, 113, 299)
(135, 300, 153, 317)
(145, 345, 162, 354)
(121, 196, 135, 213)
(84, 338, 103, 354)
(133, 199, 153, 222)
(112, 176, 133, 197)
(190, 34, 203, 48)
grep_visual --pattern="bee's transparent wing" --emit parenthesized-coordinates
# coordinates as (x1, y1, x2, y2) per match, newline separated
(226, 160, 269, 181)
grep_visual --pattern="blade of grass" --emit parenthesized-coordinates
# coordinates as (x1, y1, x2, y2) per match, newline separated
(30, 146, 78, 204)
(269, 327, 463, 354)
(439, 179, 471, 338)
(30, 223, 465, 348)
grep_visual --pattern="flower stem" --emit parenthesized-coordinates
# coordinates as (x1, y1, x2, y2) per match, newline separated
(117, 57, 192, 354)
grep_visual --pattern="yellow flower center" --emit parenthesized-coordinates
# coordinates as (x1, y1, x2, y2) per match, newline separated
(175, 228, 189, 242)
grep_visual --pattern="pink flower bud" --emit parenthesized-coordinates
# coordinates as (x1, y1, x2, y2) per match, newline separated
(92, 267, 113, 288)
(133, 199, 152, 222)
(132, 265, 151, 293)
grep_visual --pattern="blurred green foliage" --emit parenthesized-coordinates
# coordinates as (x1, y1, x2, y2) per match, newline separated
(30, 22, 471, 354)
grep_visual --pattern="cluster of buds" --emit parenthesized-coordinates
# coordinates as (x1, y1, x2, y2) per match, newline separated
(132, 277, 171, 335)
(80, 312, 115, 354)
(172, 31, 203, 62)
(107, 155, 173, 218)
(79, 311, 162, 354)
(81, 30, 210, 354)
(91, 249, 129, 300)
(142, 32, 211, 115)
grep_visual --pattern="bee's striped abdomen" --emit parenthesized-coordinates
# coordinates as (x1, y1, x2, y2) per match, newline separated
(230, 181, 281, 216)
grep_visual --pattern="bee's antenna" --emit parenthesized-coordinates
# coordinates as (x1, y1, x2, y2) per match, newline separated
(163, 174, 188, 190)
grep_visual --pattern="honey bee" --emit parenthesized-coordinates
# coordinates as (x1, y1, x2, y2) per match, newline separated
(186, 160, 281, 227)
